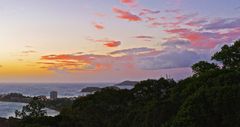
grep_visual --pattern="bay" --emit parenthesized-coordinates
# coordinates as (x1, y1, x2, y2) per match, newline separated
(0, 101, 59, 118)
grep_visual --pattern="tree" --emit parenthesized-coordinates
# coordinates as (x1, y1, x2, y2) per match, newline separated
(192, 61, 219, 76)
(132, 78, 176, 101)
(171, 86, 240, 127)
(212, 40, 240, 70)
(15, 97, 46, 119)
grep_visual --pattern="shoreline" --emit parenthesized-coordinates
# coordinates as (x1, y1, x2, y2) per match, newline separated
(0, 101, 59, 119)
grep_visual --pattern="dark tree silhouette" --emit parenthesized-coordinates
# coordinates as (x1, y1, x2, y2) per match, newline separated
(15, 97, 46, 119)
(212, 40, 240, 70)
(192, 61, 219, 76)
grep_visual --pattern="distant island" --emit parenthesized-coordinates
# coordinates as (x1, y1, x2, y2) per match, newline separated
(80, 81, 137, 93)
(0, 93, 31, 103)
(114, 80, 138, 86)
(81, 87, 102, 93)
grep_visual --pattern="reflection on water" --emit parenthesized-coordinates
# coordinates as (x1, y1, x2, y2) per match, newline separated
(0, 101, 59, 118)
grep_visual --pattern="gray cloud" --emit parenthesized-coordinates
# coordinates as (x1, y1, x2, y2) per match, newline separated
(203, 18, 240, 30)
(162, 40, 191, 47)
(110, 47, 156, 55)
(137, 50, 206, 70)
(134, 35, 154, 39)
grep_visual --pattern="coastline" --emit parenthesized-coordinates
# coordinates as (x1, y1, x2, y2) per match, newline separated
(0, 101, 59, 119)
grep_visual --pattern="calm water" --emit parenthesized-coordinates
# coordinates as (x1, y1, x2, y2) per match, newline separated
(0, 83, 113, 98)
(0, 83, 132, 118)
(0, 101, 59, 118)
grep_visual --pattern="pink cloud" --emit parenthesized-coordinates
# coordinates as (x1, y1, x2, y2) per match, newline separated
(104, 41, 121, 47)
(93, 23, 104, 30)
(87, 38, 122, 48)
(112, 7, 142, 22)
(145, 17, 157, 22)
(150, 22, 162, 27)
(165, 28, 219, 48)
(165, 27, 240, 49)
(120, 0, 136, 6)
(139, 9, 160, 16)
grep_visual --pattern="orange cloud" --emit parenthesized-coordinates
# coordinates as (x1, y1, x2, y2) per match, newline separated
(40, 54, 114, 71)
(112, 7, 142, 22)
(88, 38, 122, 48)
(39, 47, 159, 73)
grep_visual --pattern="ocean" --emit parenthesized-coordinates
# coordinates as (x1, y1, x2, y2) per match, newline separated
(0, 83, 114, 98)
(0, 83, 118, 118)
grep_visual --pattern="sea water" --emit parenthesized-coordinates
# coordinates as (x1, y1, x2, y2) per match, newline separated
(0, 83, 113, 98)
(0, 83, 132, 118)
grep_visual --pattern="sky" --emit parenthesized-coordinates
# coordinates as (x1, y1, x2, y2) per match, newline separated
(0, 0, 240, 83)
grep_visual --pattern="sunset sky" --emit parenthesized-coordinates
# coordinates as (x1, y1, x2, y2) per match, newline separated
(0, 0, 240, 82)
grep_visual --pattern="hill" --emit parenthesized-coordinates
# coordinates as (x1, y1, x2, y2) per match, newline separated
(114, 80, 138, 86)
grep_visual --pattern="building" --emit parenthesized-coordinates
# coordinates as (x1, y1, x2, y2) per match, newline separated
(50, 91, 58, 100)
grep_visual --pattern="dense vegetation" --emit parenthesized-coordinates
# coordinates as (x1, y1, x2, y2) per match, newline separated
(4, 40, 240, 127)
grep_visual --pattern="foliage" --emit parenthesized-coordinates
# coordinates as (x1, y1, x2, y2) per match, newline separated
(192, 61, 220, 76)
(212, 40, 240, 70)
(171, 86, 240, 127)
(15, 97, 46, 119)
(44, 98, 73, 111)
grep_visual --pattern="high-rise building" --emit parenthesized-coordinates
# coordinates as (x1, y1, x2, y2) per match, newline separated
(50, 91, 58, 100)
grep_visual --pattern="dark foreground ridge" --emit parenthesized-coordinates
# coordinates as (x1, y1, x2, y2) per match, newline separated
(0, 40, 240, 127)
